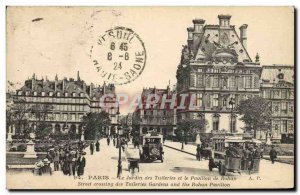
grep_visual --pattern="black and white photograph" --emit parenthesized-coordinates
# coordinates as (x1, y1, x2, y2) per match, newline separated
(5, 6, 295, 190)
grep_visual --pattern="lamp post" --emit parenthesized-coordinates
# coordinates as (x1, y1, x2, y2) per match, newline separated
(181, 130, 184, 150)
(117, 125, 122, 178)
(116, 104, 122, 178)
(229, 97, 235, 133)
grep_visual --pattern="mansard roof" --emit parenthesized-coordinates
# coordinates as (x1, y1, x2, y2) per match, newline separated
(182, 15, 254, 65)
(261, 65, 294, 85)
(17, 73, 116, 98)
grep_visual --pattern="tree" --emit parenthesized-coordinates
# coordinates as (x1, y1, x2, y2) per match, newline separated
(35, 123, 52, 138)
(10, 98, 31, 134)
(81, 111, 111, 140)
(29, 103, 54, 138)
(175, 118, 207, 142)
(237, 96, 272, 138)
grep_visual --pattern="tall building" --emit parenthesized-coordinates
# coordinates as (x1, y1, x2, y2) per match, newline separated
(176, 15, 262, 134)
(133, 85, 177, 136)
(260, 65, 294, 141)
(12, 72, 119, 135)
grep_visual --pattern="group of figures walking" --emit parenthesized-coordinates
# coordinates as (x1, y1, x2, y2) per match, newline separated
(34, 141, 86, 177)
(89, 140, 100, 155)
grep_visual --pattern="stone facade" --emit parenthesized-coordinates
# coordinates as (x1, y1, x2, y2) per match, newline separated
(176, 15, 262, 134)
(260, 65, 294, 140)
(12, 71, 119, 135)
(133, 86, 177, 136)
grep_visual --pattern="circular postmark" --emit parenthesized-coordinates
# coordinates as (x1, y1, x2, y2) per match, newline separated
(90, 26, 146, 85)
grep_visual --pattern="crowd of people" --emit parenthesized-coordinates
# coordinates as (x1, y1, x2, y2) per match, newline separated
(34, 140, 87, 177)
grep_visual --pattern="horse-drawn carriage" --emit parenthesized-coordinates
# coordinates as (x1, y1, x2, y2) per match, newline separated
(208, 133, 261, 175)
(140, 133, 164, 162)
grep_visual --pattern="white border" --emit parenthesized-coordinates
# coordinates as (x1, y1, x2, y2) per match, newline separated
(1, 1, 298, 195)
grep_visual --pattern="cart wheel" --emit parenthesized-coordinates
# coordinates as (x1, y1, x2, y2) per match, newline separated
(220, 164, 226, 176)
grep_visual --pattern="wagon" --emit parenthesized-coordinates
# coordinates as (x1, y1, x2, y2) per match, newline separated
(125, 148, 140, 173)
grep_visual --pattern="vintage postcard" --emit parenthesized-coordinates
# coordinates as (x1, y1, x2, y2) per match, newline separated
(6, 6, 295, 190)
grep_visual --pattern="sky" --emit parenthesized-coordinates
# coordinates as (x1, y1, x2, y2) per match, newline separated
(6, 6, 294, 114)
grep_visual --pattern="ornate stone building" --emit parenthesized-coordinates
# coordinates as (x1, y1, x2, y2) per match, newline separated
(176, 15, 262, 134)
(133, 85, 177, 136)
(260, 65, 294, 140)
(13, 72, 119, 135)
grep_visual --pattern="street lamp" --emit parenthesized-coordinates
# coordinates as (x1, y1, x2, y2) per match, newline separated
(116, 104, 122, 178)
(229, 97, 235, 133)
(181, 130, 184, 150)
(117, 125, 122, 178)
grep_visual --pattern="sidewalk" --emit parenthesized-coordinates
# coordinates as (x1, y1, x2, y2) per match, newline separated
(164, 140, 294, 165)
(164, 140, 197, 156)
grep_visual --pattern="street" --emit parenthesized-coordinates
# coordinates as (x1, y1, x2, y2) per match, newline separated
(7, 139, 294, 189)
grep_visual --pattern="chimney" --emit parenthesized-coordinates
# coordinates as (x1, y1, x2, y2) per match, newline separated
(218, 14, 231, 28)
(192, 19, 205, 33)
(77, 71, 81, 81)
(239, 24, 248, 49)
(90, 83, 94, 96)
(192, 19, 205, 52)
(187, 27, 194, 51)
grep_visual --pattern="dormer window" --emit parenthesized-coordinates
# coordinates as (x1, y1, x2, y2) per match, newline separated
(72, 93, 76, 97)
(65, 92, 68, 97)
(33, 91, 37, 96)
(278, 73, 284, 80)
(41, 92, 45, 96)
(18, 91, 22, 95)
(57, 92, 61, 97)
(49, 92, 53, 96)
(25, 91, 29, 95)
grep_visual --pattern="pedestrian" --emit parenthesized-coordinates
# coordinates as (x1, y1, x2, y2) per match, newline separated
(253, 145, 261, 159)
(66, 152, 73, 176)
(107, 137, 110, 146)
(42, 158, 52, 175)
(70, 151, 77, 177)
(53, 149, 60, 171)
(34, 158, 44, 176)
(269, 145, 277, 164)
(63, 153, 70, 175)
(59, 148, 65, 168)
(96, 140, 100, 152)
(90, 142, 94, 155)
(134, 139, 140, 149)
(113, 138, 116, 147)
(121, 138, 125, 151)
(196, 144, 201, 161)
(248, 147, 254, 174)
(77, 152, 86, 178)
(260, 145, 265, 158)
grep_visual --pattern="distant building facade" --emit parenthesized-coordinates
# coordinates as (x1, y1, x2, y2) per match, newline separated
(13, 72, 119, 135)
(176, 15, 262, 134)
(133, 86, 177, 136)
(260, 65, 294, 140)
